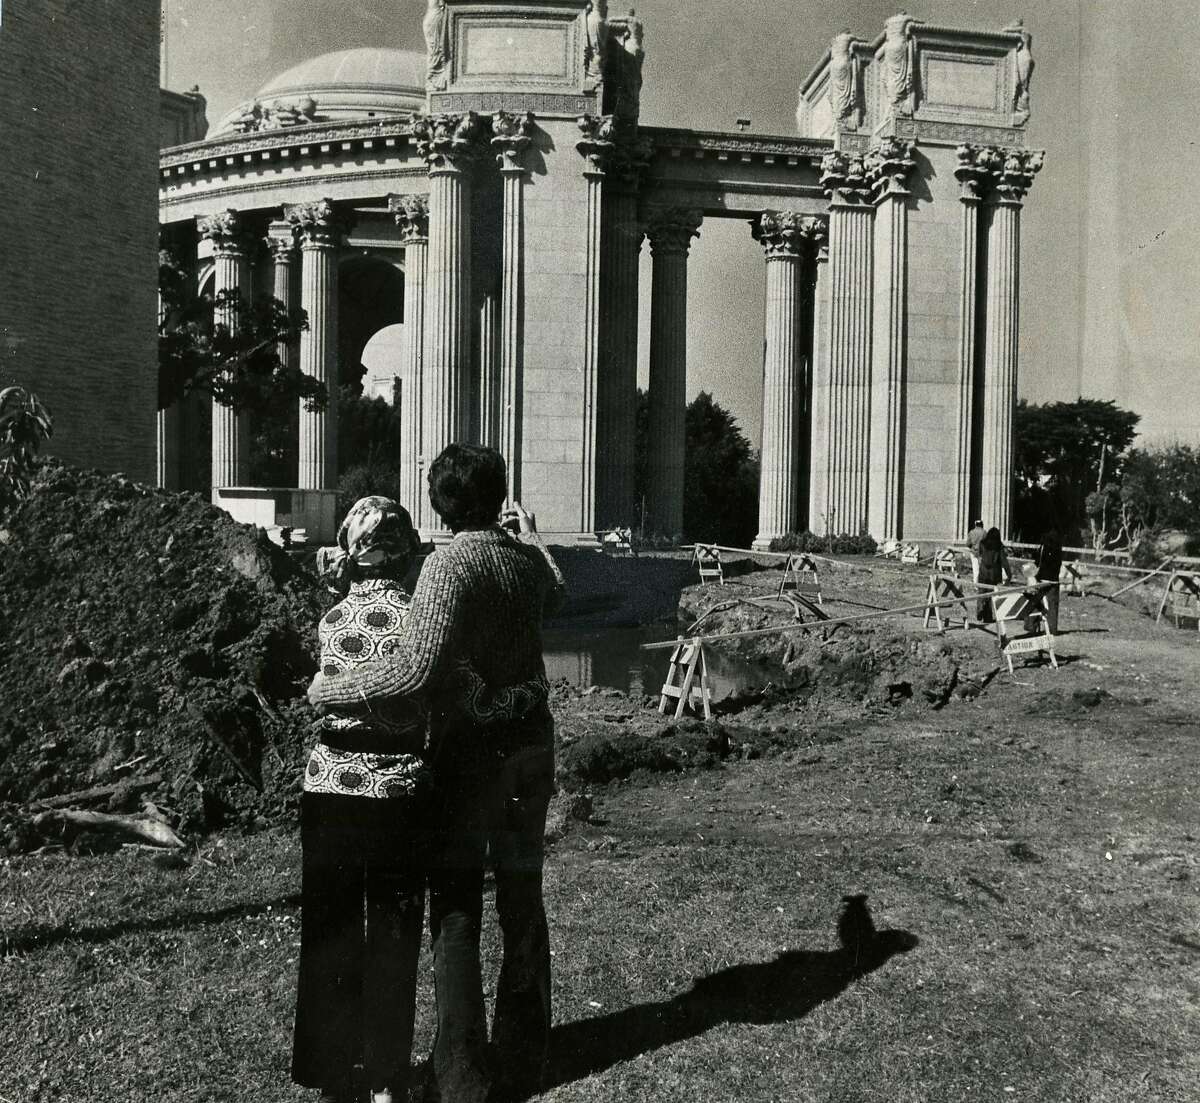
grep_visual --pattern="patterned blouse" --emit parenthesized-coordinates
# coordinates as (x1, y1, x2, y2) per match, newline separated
(304, 577, 547, 800)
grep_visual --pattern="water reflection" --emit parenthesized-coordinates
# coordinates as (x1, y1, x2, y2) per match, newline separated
(542, 623, 764, 700)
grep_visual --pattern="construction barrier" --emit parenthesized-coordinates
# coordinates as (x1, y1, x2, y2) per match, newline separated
(601, 527, 635, 557)
(900, 542, 921, 566)
(692, 543, 724, 585)
(1156, 570, 1200, 630)
(658, 640, 712, 719)
(1062, 561, 1088, 596)
(778, 554, 824, 603)
(934, 548, 958, 575)
(990, 585, 1058, 673)
(922, 574, 974, 631)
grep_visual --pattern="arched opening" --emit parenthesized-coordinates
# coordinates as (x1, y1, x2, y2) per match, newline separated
(338, 254, 404, 395)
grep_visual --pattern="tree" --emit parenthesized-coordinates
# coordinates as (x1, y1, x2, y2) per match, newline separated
(0, 385, 53, 511)
(634, 390, 761, 545)
(1012, 398, 1140, 540)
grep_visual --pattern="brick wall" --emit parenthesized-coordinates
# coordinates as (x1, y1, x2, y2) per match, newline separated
(0, 0, 160, 482)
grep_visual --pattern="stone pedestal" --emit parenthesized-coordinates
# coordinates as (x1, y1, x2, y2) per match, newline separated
(645, 208, 701, 539)
(390, 195, 430, 530)
(819, 153, 873, 537)
(867, 139, 915, 541)
(416, 112, 483, 540)
(287, 199, 348, 492)
(196, 209, 251, 494)
(753, 211, 823, 551)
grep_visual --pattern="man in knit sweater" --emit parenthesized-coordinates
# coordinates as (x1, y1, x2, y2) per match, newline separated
(308, 443, 564, 1103)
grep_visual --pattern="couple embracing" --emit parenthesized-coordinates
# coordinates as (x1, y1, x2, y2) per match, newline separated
(294, 443, 564, 1103)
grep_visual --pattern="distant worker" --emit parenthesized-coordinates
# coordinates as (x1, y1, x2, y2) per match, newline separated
(965, 518, 986, 582)
(1034, 528, 1064, 635)
(975, 526, 1013, 622)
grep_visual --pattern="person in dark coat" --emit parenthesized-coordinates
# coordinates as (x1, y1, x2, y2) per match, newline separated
(1035, 528, 1064, 634)
(975, 527, 1013, 622)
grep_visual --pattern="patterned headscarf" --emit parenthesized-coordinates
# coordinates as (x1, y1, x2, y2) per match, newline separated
(316, 496, 420, 592)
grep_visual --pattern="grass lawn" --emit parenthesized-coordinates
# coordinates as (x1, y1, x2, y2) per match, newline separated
(3, 673, 1198, 1102)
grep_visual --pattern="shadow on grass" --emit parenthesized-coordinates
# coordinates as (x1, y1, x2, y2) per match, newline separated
(539, 895, 918, 1096)
(1, 892, 301, 955)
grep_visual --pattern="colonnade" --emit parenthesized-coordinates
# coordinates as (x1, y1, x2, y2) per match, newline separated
(163, 118, 1037, 544)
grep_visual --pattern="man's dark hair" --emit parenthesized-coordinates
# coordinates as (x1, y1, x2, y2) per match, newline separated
(428, 443, 508, 531)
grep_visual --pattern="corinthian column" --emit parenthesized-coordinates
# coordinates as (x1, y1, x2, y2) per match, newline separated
(287, 199, 351, 491)
(577, 114, 616, 535)
(598, 134, 651, 528)
(953, 145, 988, 539)
(491, 111, 534, 502)
(196, 209, 251, 493)
(752, 211, 824, 550)
(819, 152, 874, 536)
(390, 194, 429, 529)
(644, 208, 701, 538)
(866, 138, 916, 540)
(156, 233, 180, 490)
(979, 149, 1043, 538)
(808, 235, 831, 532)
(415, 112, 484, 539)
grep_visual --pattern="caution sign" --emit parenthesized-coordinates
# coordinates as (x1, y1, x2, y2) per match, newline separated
(778, 554, 824, 603)
(900, 543, 921, 566)
(923, 574, 972, 630)
(1156, 571, 1200, 630)
(990, 586, 1058, 673)
(692, 544, 724, 585)
(934, 548, 958, 575)
(601, 527, 635, 556)
(658, 640, 713, 719)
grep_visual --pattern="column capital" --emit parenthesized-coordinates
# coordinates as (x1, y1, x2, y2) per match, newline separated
(865, 137, 917, 199)
(754, 211, 827, 260)
(645, 208, 702, 256)
(266, 220, 296, 262)
(491, 110, 536, 173)
(412, 111, 486, 172)
(819, 151, 873, 206)
(611, 132, 654, 193)
(196, 209, 249, 256)
(956, 145, 1044, 203)
(576, 113, 617, 175)
(388, 193, 430, 244)
(285, 198, 354, 248)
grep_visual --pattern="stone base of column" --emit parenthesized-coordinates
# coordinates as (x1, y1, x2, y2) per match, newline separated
(751, 533, 780, 553)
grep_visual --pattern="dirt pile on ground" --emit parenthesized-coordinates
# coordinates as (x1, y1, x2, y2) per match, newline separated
(0, 463, 326, 851)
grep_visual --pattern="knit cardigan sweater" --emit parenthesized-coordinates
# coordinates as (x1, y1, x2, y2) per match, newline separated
(315, 527, 565, 768)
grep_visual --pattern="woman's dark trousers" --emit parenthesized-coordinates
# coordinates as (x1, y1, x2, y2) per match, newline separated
(293, 792, 427, 1095)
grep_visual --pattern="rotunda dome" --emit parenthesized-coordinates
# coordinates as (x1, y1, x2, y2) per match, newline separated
(215, 47, 426, 135)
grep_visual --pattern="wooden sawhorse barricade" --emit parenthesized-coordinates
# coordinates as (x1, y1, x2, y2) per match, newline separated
(922, 573, 974, 630)
(658, 640, 713, 719)
(900, 542, 921, 566)
(933, 548, 958, 575)
(990, 586, 1058, 674)
(1062, 561, 1088, 596)
(601, 527, 635, 556)
(778, 554, 824, 602)
(692, 543, 724, 585)
(1156, 570, 1200, 631)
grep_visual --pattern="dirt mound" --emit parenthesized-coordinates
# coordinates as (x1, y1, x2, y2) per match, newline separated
(0, 463, 326, 851)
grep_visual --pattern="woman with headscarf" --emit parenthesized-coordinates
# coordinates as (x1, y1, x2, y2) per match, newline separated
(293, 496, 548, 1103)
(975, 526, 1013, 623)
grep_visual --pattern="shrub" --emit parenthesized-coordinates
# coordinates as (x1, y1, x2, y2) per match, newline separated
(336, 451, 405, 524)
(0, 386, 53, 514)
(769, 530, 878, 556)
